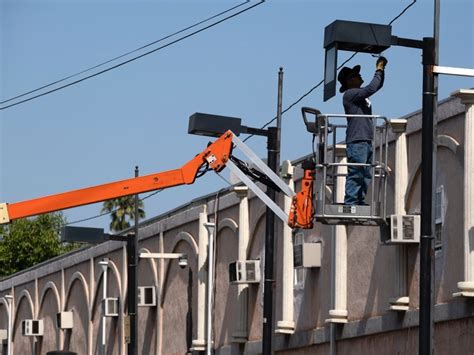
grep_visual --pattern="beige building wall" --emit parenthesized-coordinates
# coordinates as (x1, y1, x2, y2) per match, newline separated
(0, 92, 473, 354)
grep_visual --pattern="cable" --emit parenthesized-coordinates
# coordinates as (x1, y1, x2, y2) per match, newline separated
(244, 0, 417, 142)
(66, 188, 164, 225)
(66, 210, 112, 225)
(242, 52, 358, 142)
(0, 1, 250, 106)
(389, 0, 417, 26)
(0, 1, 265, 111)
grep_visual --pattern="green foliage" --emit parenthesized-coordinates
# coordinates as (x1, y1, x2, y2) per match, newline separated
(101, 196, 145, 232)
(0, 212, 76, 277)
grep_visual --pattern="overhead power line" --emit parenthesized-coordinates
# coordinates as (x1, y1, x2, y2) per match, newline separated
(66, 188, 163, 226)
(0, 0, 264, 111)
(0, 1, 249, 106)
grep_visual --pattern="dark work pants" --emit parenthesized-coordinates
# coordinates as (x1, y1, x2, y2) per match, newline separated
(344, 141, 373, 205)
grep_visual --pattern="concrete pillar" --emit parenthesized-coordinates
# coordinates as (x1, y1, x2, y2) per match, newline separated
(276, 161, 296, 334)
(390, 119, 410, 311)
(452, 89, 474, 297)
(120, 245, 127, 355)
(60, 268, 65, 349)
(191, 206, 208, 351)
(88, 258, 94, 355)
(232, 186, 250, 342)
(326, 151, 348, 323)
(157, 232, 164, 355)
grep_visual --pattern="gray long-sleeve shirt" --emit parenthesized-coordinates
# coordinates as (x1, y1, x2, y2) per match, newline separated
(343, 69, 384, 143)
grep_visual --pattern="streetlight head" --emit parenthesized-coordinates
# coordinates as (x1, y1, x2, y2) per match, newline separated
(188, 112, 242, 137)
(323, 20, 392, 101)
(61, 226, 107, 243)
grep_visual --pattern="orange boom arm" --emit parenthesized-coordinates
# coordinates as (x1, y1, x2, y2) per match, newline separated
(0, 131, 234, 224)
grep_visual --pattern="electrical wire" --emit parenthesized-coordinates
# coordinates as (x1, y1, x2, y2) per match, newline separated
(244, 0, 417, 142)
(66, 210, 112, 225)
(389, 0, 417, 26)
(0, 1, 250, 106)
(242, 52, 358, 142)
(0, 1, 265, 111)
(65, 188, 164, 225)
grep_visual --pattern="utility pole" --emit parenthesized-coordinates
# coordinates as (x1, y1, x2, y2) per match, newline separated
(262, 67, 283, 355)
(127, 166, 139, 355)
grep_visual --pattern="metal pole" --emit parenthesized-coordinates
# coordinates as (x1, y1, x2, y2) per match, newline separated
(262, 127, 279, 355)
(205, 222, 216, 355)
(419, 37, 436, 355)
(276, 67, 283, 163)
(262, 68, 283, 355)
(128, 166, 139, 355)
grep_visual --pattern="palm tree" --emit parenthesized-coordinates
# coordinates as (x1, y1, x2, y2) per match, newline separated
(101, 195, 145, 232)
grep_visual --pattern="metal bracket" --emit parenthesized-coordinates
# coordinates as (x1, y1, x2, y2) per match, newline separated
(433, 66, 474, 77)
(232, 135, 295, 198)
(226, 160, 288, 224)
(139, 252, 186, 259)
(0, 203, 10, 224)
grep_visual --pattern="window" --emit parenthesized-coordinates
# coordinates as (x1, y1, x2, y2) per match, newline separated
(435, 185, 445, 251)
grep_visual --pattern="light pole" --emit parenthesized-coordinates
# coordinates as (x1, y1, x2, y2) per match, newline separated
(320, 17, 474, 354)
(188, 112, 281, 355)
(127, 166, 139, 355)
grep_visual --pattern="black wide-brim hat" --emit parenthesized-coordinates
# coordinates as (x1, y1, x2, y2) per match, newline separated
(337, 65, 361, 93)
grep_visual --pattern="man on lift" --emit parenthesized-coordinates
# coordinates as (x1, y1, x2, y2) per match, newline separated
(337, 56, 388, 205)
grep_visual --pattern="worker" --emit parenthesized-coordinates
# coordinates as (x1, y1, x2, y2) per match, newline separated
(337, 56, 388, 205)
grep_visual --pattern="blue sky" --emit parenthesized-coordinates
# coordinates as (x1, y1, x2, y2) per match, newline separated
(1, 0, 473, 231)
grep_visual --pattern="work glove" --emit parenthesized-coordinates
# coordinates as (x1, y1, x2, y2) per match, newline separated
(376, 56, 388, 70)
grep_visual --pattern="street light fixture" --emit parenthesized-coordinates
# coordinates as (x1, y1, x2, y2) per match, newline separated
(188, 112, 269, 138)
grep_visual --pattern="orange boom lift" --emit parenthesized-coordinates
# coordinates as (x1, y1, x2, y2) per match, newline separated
(0, 130, 314, 229)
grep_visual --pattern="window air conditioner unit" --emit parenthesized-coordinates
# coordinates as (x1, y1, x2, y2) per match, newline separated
(381, 215, 420, 244)
(104, 297, 119, 317)
(229, 260, 261, 284)
(294, 242, 322, 268)
(57, 311, 74, 329)
(0, 329, 7, 344)
(22, 319, 44, 336)
(138, 286, 156, 307)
